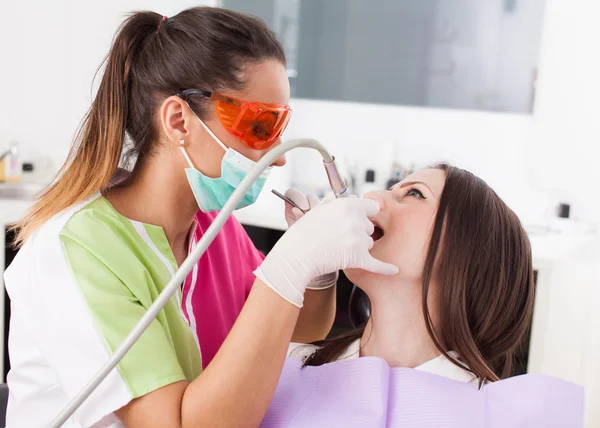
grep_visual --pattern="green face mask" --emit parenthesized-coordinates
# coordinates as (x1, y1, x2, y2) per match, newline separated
(180, 118, 271, 213)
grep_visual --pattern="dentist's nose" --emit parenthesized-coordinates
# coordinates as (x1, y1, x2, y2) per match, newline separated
(268, 138, 286, 167)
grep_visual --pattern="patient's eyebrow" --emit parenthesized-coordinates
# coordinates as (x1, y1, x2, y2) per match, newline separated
(397, 180, 435, 196)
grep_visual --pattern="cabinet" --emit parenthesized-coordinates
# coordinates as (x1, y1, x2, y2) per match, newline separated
(3, 228, 17, 382)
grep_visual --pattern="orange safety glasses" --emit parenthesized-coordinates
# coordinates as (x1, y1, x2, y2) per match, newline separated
(180, 89, 292, 150)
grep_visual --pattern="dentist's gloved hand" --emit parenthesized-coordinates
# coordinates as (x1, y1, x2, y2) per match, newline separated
(283, 188, 320, 225)
(283, 189, 338, 290)
(255, 196, 398, 307)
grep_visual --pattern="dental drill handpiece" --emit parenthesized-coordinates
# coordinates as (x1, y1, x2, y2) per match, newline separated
(323, 157, 349, 198)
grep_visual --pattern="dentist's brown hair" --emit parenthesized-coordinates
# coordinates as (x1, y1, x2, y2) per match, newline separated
(304, 164, 535, 385)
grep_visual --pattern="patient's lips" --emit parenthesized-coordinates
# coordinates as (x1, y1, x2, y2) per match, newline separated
(371, 221, 384, 241)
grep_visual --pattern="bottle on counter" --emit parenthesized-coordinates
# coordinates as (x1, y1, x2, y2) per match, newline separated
(360, 169, 378, 196)
(386, 161, 403, 190)
(0, 141, 22, 183)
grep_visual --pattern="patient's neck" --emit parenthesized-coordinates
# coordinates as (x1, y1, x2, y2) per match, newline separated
(359, 281, 441, 368)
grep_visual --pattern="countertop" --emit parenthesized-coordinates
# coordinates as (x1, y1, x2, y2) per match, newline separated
(0, 176, 290, 230)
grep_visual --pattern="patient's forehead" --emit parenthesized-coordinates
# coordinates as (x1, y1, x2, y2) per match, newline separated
(400, 169, 446, 197)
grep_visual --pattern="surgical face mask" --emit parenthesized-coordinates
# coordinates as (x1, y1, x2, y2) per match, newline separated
(180, 118, 272, 212)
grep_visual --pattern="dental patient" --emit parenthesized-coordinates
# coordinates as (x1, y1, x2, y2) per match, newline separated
(289, 164, 535, 386)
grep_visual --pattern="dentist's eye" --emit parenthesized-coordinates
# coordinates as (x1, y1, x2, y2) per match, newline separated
(407, 188, 425, 199)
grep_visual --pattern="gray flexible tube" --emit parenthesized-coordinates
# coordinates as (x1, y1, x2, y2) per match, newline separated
(48, 139, 335, 427)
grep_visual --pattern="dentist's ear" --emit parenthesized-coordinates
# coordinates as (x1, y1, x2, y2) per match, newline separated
(159, 96, 195, 144)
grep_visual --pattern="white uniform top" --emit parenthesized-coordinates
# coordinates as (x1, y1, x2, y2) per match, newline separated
(288, 339, 480, 385)
(5, 196, 201, 427)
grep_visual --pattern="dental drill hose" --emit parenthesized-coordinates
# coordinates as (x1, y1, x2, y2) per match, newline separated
(286, 138, 348, 198)
(49, 139, 345, 427)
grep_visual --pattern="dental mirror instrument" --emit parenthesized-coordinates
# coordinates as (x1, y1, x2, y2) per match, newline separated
(271, 189, 307, 214)
(49, 138, 348, 428)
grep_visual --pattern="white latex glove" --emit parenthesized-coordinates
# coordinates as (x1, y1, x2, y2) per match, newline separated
(255, 197, 398, 307)
(283, 189, 338, 290)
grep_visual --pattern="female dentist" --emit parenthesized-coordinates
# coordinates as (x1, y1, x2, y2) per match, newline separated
(4, 7, 397, 428)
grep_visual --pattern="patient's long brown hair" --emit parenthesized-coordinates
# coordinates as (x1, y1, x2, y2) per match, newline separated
(304, 164, 535, 384)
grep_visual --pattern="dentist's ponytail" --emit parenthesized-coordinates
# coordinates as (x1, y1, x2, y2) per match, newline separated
(14, 12, 161, 246)
(14, 7, 285, 246)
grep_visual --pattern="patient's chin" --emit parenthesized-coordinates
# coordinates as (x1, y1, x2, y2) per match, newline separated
(344, 267, 377, 288)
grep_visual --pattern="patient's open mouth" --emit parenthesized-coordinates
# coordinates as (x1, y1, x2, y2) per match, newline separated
(371, 223, 384, 241)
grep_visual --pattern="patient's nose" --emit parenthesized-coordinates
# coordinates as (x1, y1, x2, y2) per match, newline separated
(363, 191, 387, 212)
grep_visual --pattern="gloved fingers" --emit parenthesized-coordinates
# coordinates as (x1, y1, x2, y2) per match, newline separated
(284, 189, 310, 227)
(291, 207, 305, 220)
(363, 234, 375, 250)
(358, 198, 382, 217)
(320, 192, 337, 205)
(306, 194, 320, 210)
(360, 255, 399, 276)
(285, 188, 311, 212)
(364, 218, 375, 236)
(284, 206, 299, 227)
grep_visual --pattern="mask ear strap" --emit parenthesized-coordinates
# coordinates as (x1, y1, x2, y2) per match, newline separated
(183, 100, 229, 152)
(179, 139, 196, 169)
(197, 118, 228, 152)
